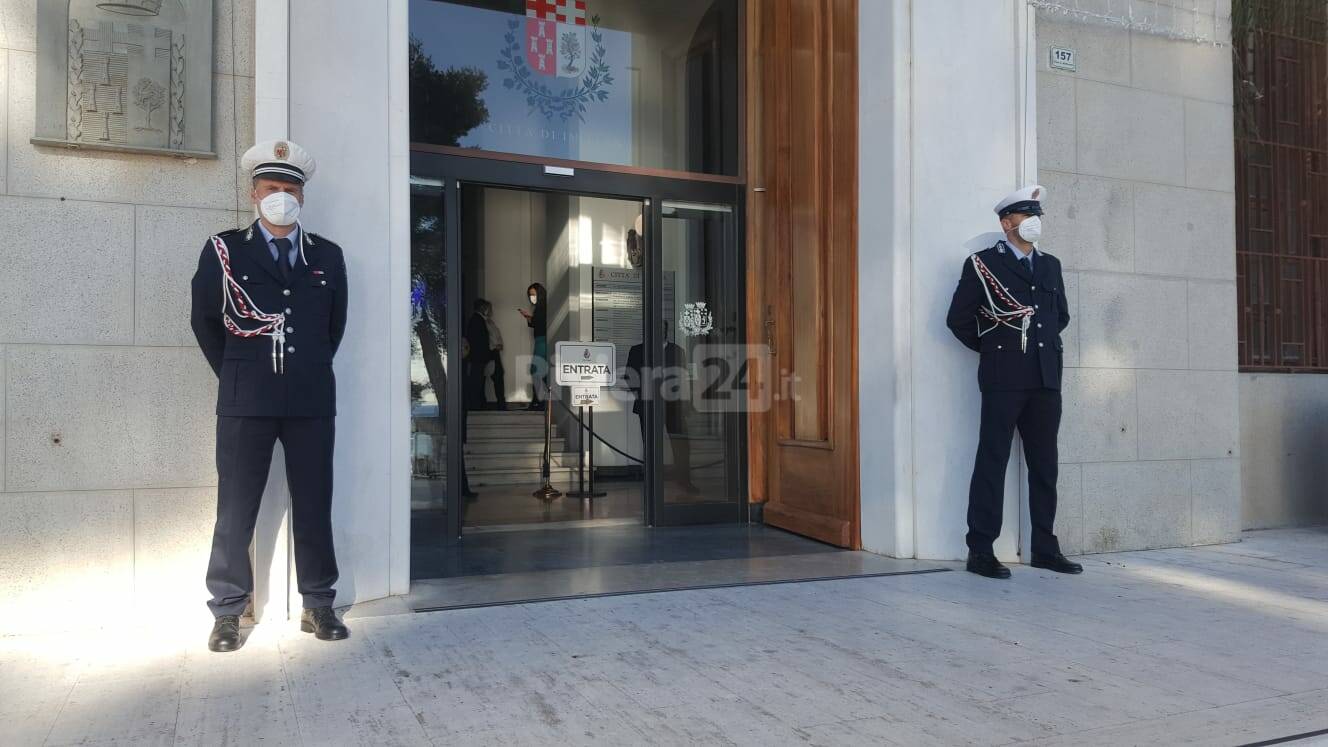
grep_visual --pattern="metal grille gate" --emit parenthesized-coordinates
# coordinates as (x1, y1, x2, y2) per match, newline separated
(1235, 0, 1328, 371)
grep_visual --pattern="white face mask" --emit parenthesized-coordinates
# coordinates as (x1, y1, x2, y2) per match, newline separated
(529, 294, 538, 305)
(1016, 215, 1042, 243)
(259, 191, 301, 227)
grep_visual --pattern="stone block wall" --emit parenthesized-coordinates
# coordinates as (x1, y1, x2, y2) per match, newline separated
(1035, 1, 1242, 553)
(1239, 374, 1328, 530)
(0, 0, 255, 634)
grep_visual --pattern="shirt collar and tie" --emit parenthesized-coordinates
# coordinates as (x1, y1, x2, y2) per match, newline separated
(999, 239, 1036, 273)
(257, 222, 301, 267)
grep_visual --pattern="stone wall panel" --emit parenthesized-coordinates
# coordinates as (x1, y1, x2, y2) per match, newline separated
(1131, 28, 1234, 104)
(1060, 367, 1137, 463)
(1083, 460, 1192, 552)
(0, 490, 134, 634)
(0, 196, 135, 344)
(136, 206, 246, 346)
(1185, 100, 1236, 192)
(1188, 280, 1237, 371)
(1041, 171, 1134, 273)
(1078, 272, 1189, 369)
(1, 48, 8, 194)
(1133, 183, 1236, 281)
(0, 0, 37, 52)
(6, 346, 217, 492)
(1191, 457, 1241, 545)
(215, 0, 256, 77)
(1076, 80, 1186, 186)
(1037, 73, 1076, 173)
(1136, 369, 1239, 460)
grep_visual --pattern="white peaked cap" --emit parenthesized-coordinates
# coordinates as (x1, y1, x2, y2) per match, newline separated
(241, 139, 317, 185)
(994, 184, 1045, 218)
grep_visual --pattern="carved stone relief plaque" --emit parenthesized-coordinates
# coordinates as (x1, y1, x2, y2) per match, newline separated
(34, 0, 215, 158)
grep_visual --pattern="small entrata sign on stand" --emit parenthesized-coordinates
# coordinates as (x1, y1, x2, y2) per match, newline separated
(571, 386, 600, 407)
(554, 341, 616, 386)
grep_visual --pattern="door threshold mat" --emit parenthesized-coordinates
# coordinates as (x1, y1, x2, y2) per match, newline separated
(414, 567, 951, 613)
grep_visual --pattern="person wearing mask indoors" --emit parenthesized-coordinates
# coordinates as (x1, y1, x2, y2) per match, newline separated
(946, 185, 1082, 580)
(518, 282, 549, 410)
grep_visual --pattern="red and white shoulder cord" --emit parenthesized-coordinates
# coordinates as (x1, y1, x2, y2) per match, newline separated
(210, 234, 288, 374)
(970, 252, 1035, 353)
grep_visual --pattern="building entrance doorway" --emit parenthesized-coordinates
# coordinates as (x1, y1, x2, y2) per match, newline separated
(408, 154, 748, 581)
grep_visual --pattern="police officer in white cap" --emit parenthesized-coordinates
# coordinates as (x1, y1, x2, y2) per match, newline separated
(191, 140, 350, 651)
(945, 185, 1083, 579)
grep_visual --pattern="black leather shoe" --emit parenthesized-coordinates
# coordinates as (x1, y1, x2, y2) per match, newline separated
(301, 607, 350, 641)
(966, 552, 1012, 579)
(1031, 553, 1083, 574)
(208, 615, 242, 652)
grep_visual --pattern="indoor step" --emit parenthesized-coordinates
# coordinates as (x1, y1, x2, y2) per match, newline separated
(466, 424, 557, 440)
(466, 452, 574, 470)
(467, 409, 548, 424)
(456, 438, 567, 455)
(468, 466, 578, 486)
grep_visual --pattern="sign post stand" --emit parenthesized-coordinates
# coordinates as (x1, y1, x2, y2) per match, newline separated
(532, 399, 562, 502)
(555, 342, 616, 501)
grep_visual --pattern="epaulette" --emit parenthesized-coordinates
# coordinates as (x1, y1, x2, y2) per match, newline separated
(216, 226, 243, 237)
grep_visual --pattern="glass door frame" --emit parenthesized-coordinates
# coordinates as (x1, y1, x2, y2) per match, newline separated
(410, 150, 747, 538)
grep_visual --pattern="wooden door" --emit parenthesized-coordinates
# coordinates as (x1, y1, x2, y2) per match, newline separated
(746, 0, 860, 548)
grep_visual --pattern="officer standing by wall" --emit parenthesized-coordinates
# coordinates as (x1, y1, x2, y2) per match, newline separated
(191, 140, 350, 651)
(946, 186, 1084, 579)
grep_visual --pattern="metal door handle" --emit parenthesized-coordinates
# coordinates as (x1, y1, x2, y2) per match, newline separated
(764, 306, 777, 356)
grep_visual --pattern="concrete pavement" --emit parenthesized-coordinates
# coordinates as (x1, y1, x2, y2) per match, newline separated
(2, 528, 1326, 746)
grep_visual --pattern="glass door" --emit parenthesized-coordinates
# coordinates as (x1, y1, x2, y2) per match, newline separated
(408, 152, 744, 573)
(648, 199, 746, 526)
(456, 184, 648, 532)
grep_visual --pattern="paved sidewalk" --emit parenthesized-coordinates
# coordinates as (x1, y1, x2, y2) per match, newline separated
(2, 528, 1326, 746)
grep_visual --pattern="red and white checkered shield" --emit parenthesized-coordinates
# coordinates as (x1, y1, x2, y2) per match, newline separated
(525, 0, 588, 79)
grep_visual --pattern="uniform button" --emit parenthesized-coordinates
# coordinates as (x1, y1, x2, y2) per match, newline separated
(1031, 285, 1037, 290)
(283, 289, 291, 296)
(242, 274, 249, 281)
(285, 308, 292, 314)
(287, 346, 295, 353)
(1038, 342, 1044, 348)
(320, 280, 327, 286)
(1037, 323, 1043, 328)
(286, 326, 294, 333)
(997, 345, 1003, 350)
(1034, 304, 1040, 309)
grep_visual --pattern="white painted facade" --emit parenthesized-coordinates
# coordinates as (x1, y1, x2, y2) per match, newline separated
(0, 0, 1306, 635)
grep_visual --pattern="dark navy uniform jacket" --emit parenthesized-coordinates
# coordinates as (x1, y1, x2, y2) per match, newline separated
(190, 221, 349, 417)
(946, 242, 1070, 392)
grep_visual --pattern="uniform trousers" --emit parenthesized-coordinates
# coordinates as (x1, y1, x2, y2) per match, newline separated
(206, 415, 339, 616)
(965, 388, 1062, 557)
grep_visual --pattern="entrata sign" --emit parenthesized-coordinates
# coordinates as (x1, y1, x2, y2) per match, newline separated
(570, 386, 600, 407)
(555, 341, 615, 386)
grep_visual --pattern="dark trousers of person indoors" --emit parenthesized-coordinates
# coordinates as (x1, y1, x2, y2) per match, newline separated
(206, 415, 339, 617)
(487, 355, 506, 410)
(965, 388, 1062, 557)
